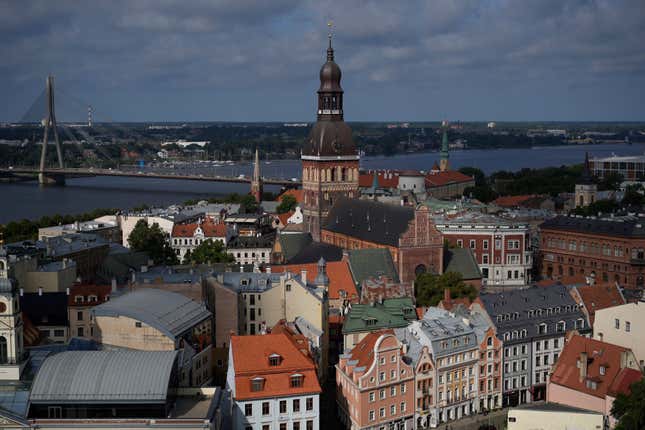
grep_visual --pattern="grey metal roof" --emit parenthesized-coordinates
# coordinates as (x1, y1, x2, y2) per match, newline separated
(93, 288, 211, 339)
(540, 215, 645, 238)
(30, 350, 178, 404)
(479, 285, 590, 344)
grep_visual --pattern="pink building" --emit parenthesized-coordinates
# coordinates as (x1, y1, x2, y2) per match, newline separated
(336, 330, 414, 429)
(547, 335, 643, 428)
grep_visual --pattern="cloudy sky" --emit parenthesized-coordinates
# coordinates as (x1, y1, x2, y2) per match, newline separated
(2, 0, 644, 122)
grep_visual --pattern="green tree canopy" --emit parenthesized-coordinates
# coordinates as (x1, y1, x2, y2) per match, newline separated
(611, 377, 645, 430)
(622, 184, 645, 207)
(127, 220, 178, 265)
(183, 239, 234, 265)
(570, 199, 620, 216)
(463, 185, 498, 203)
(414, 271, 478, 307)
(240, 194, 258, 214)
(459, 166, 486, 187)
(277, 194, 298, 214)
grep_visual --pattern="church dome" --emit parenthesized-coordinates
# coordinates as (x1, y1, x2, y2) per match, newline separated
(303, 121, 356, 157)
(318, 40, 343, 92)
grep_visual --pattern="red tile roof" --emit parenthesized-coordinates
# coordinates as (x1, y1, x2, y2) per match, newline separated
(574, 284, 625, 325)
(68, 284, 112, 307)
(492, 194, 538, 208)
(276, 189, 303, 204)
(425, 170, 474, 187)
(359, 171, 400, 188)
(608, 368, 643, 397)
(270, 260, 358, 301)
(549, 335, 642, 399)
(230, 333, 321, 401)
(349, 329, 394, 370)
(172, 217, 227, 238)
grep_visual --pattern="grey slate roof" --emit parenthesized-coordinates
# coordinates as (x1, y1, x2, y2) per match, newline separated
(288, 241, 343, 264)
(277, 233, 313, 262)
(348, 248, 400, 286)
(324, 198, 414, 247)
(93, 289, 211, 339)
(30, 350, 178, 404)
(540, 215, 645, 238)
(227, 231, 276, 249)
(479, 285, 590, 345)
(443, 248, 482, 280)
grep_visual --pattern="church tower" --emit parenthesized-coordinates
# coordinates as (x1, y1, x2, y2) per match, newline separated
(302, 29, 360, 241)
(251, 148, 263, 203)
(575, 152, 597, 207)
(439, 121, 450, 172)
(0, 249, 26, 380)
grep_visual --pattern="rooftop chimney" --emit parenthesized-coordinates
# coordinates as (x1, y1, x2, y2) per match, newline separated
(141, 265, 148, 273)
(579, 352, 588, 382)
(444, 288, 451, 304)
(620, 350, 629, 369)
(266, 267, 271, 274)
(301, 270, 307, 284)
(38, 287, 43, 296)
(111, 278, 117, 293)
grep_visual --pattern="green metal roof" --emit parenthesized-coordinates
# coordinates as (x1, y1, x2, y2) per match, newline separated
(342, 297, 416, 334)
(443, 248, 482, 280)
(348, 248, 399, 288)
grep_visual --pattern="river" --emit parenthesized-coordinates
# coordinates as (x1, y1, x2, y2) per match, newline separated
(1, 142, 643, 224)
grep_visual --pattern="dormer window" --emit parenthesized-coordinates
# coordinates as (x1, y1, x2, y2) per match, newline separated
(74, 296, 84, 304)
(251, 377, 265, 392)
(557, 321, 565, 332)
(600, 366, 606, 375)
(538, 323, 547, 335)
(269, 353, 281, 366)
(365, 317, 377, 326)
(290, 374, 304, 388)
(88, 295, 97, 302)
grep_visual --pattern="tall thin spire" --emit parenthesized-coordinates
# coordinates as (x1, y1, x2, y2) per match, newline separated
(440, 121, 450, 172)
(251, 148, 262, 203)
(327, 21, 334, 61)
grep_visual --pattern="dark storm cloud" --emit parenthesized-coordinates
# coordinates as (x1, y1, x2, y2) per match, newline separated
(1, 0, 644, 121)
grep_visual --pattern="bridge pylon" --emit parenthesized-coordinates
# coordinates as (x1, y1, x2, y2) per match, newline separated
(38, 75, 65, 185)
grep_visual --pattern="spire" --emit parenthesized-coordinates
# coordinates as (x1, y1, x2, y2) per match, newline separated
(440, 121, 450, 172)
(579, 151, 594, 184)
(327, 21, 334, 61)
(251, 148, 263, 203)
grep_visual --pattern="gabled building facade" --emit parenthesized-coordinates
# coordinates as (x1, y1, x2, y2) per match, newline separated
(336, 330, 415, 430)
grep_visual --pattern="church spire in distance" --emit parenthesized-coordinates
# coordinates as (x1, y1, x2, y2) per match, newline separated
(440, 120, 450, 172)
(251, 147, 263, 203)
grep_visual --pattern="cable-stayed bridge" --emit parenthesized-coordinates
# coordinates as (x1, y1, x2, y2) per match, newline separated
(4, 76, 299, 187)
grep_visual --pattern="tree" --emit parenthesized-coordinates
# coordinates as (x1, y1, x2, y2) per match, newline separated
(277, 194, 297, 214)
(611, 378, 645, 430)
(464, 185, 498, 203)
(570, 199, 619, 216)
(240, 194, 258, 214)
(414, 272, 478, 307)
(598, 171, 624, 191)
(459, 166, 486, 187)
(622, 184, 645, 207)
(183, 239, 234, 264)
(127, 220, 178, 265)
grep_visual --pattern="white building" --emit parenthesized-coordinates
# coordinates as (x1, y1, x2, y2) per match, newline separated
(227, 233, 276, 266)
(594, 302, 645, 371)
(171, 217, 229, 261)
(0, 251, 26, 380)
(227, 332, 321, 430)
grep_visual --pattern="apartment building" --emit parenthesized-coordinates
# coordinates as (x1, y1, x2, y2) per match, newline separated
(208, 266, 329, 383)
(68, 283, 112, 339)
(435, 212, 532, 287)
(227, 333, 321, 430)
(170, 216, 229, 261)
(547, 335, 643, 428)
(396, 308, 480, 426)
(475, 286, 590, 406)
(336, 330, 415, 430)
(539, 215, 645, 289)
(594, 302, 645, 371)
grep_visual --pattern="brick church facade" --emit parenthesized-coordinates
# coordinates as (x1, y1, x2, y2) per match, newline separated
(302, 33, 359, 241)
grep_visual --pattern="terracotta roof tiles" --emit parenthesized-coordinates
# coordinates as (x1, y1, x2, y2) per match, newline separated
(171, 217, 227, 238)
(271, 260, 357, 301)
(230, 333, 321, 401)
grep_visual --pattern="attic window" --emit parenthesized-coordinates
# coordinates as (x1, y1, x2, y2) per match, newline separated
(251, 377, 265, 392)
(600, 366, 606, 375)
(269, 353, 281, 366)
(365, 317, 377, 326)
(290, 374, 304, 388)
(88, 295, 97, 302)
(74, 295, 84, 304)
(241, 279, 249, 286)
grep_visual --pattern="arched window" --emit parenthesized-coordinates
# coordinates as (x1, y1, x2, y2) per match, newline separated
(341, 167, 346, 181)
(414, 264, 427, 277)
(0, 260, 5, 271)
(0, 337, 7, 364)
